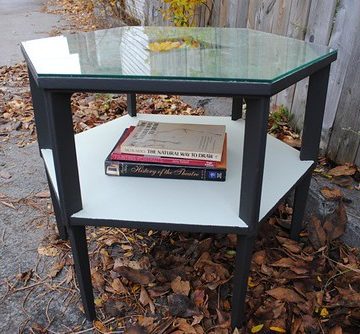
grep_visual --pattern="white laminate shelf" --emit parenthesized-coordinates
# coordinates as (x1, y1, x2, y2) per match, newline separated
(42, 114, 313, 231)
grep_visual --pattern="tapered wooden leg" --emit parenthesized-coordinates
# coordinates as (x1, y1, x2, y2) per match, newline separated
(231, 234, 256, 329)
(68, 225, 96, 321)
(127, 93, 137, 116)
(290, 173, 312, 240)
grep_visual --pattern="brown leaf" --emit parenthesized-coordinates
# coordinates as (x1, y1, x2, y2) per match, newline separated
(329, 326, 343, 334)
(291, 317, 303, 334)
(37, 245, 59, 257)
(93, 320, 110, 333)
(35, 190, 50, 198)
(253, 250, 266, 265)
(276, 236, 302, 253)
(124, 325, 147, 334)
(328, 164, 356, 177)
(193, 288, 206, 308)
(336, 287, 360, 307)
(271, 257, 297, 268)
(148, 284, 170, 298)
(323, 202, 347, 241)
(139, 286, 155, 314)
(92, 270, 105, 289)
(173, 318, 197, 334)
(111, 278, 127, 294)
(332, 175, 353, 187)
(115, 266, 155, 285)
(266, 287, 305, 303)
(320, 187, 343, 201)
(282, 136, 301, 148)
(137, 316, 155, 332)
(168, 294, 198, 317)
(16, 270, 33, 284)
(308, 216, 326, 249)
(48, 260, 65, 278)
(171, 276, 191, 296)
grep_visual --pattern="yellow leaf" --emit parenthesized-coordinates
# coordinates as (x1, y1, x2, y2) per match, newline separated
(270, 326, 286, 333)
(320, 307, 329, 318)
(248, 277, 256, 288)
(251, 324, 264, 333)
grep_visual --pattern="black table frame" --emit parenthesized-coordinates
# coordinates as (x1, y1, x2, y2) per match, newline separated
(23, 45, 336, 328)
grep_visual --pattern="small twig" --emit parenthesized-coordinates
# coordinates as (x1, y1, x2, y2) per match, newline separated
(67, 317, 117, 334)
(11, 280, 47, 293)
(45, 295, 55, 324)
(323, 254, 360, 274)
(22, 287, 34, 317)
(323, 269, 351, 291)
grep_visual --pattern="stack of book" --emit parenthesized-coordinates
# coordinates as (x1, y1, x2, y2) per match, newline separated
(105, 120, 227, 181)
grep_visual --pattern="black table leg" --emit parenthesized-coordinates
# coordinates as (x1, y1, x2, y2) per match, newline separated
(28, 70, 52, 152)
(127, 93, 137, 117)
(46, 170, 68, 240)
(232, 96, 243, 120)
(232, 97, 269, 328)
(240, 97, 270, 228)
(29, 71, 69, 239)
(68, 225, 96, 321)
(231, 234, 255, 328)
(290, 65, 331, 240)
(290, 172, 312, 240)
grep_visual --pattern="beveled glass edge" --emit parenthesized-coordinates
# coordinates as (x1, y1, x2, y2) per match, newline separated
(32, 50, 337, 84)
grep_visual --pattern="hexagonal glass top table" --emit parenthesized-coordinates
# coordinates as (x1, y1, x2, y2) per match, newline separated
(22, 26, 336, 82)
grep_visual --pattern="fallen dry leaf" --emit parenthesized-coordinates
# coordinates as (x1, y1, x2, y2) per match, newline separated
(139, 286, 155, 314)
(329, 325, 343, 334)
(276, 236, 302, 253)
(173, 318, 198, 334)
(114, 266, 155, 285)
(91, 270, 105, 289)
(171, 276, 191, 296)
(93, 320, 110, 333)
(37, 245, 60, 257)
(308, 216, 326, 249)
(320, 187, 343, 201)
(328, 164, 356, 177)
(35, 190, 51, 198)
(323, 202, 347, 241)
(168, 294, 198, 317)
(266, 287, 305, 303)
(251, 324, 264, 333)
(111, 278, 127, 294)
(48, 260, 65, 278)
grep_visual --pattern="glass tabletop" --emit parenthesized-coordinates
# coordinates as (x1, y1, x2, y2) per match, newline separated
(22, 26, 336, 83)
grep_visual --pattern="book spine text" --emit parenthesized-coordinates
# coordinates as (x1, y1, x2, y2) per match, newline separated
(105, 161, 225, 181)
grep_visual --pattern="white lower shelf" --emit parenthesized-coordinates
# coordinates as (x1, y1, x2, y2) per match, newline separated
(42, 114, 313, 230)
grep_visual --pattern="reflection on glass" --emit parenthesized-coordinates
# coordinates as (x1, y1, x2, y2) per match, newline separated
(22, 26, 335, 82)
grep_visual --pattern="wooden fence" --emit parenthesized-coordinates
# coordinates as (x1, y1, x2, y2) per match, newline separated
(123, 0, 360, 165)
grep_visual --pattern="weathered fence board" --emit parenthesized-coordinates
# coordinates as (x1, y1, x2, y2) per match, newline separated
(325, 0, 360, 152)
(290, 0, 336, 131)
(327, 2, 360, 164)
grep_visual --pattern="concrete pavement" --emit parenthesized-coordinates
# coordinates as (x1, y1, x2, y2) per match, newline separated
(0, 0, 65, 65)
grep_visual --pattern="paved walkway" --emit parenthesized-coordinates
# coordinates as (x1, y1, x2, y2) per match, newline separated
(0, 0, 64, 65)
(0, 2, 86, 332)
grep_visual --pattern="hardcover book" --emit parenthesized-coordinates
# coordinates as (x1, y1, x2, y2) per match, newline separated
(119, 120, 226, 162)
(105, 129, 227, 181)
(110, 127, 219, 168)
